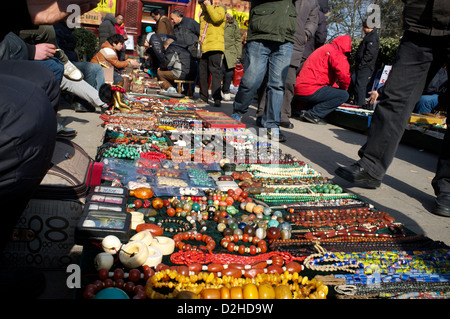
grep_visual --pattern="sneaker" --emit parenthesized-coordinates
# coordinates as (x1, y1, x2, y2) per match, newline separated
(267, 128, 287, 143)
(57, 123, 77, 137)
(223, 93, 231, 101)
(232, 113, 243, 122)
(64, 61, 83, 81)
(335, 162, 381, 188)
(300, 111, 327, 125)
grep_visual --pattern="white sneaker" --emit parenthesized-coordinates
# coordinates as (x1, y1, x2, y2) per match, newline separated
(223, 93, 231, 101)
(64, 61, 83, 81)
(57, 123, 77, 137)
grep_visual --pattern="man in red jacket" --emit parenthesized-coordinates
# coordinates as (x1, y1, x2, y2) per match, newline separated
(294, 35, 351, 124)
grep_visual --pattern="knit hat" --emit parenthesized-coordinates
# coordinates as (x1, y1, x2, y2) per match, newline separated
(146, 26, 153, 33)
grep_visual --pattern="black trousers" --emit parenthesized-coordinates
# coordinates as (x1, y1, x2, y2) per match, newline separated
(0, 60, 57, 251)
(221, 58, 234, 94)
(358, 31, 450, 195)
(353, 67, 374, 107)
(199, 51, 223, 102)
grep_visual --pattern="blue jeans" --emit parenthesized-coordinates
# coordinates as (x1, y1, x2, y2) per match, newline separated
(297, 86, 349, 118)
(37, 57, 64, 84)
(413, 94, 439, 114)
(233, 40, 293, 129)
(74, 62, 105, 90)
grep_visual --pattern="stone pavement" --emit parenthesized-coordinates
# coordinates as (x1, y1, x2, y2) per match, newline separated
(45, 93, 449, 299)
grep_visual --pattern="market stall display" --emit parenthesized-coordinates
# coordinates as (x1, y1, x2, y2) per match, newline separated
(74, 74, 450, 300)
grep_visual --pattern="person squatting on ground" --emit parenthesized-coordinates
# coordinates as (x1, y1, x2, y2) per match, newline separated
(294, 35, 352, 125)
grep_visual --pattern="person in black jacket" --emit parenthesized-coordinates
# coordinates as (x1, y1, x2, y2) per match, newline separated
(170, 9, 200, 51)
(352, 19, 380, 107)
(335, 0, 450, 218)
(143, 33, 176, 73)
(157, 38, 197, 90)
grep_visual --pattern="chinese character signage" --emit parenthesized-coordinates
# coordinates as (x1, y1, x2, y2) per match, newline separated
(79, 0, 117, 25)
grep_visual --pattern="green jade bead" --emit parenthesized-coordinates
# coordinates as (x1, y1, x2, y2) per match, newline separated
(226, 205, 239, 215)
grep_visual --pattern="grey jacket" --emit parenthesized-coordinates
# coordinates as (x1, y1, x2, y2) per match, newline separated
(290, 0, 320, 68)
(98, 13, 116, 46)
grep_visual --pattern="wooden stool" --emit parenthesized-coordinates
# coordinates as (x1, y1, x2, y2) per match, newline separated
(174, 80, 195, 98)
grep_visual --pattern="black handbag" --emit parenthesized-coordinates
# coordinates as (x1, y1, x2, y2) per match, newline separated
(192, 22, 208, 60)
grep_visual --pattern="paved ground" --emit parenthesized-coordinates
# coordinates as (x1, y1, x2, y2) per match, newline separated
(43, 92, 449, 299)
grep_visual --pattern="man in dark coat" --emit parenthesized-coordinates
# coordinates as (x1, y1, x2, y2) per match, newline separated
(170, 9, 200, 51)
(352, 19, 380, 107)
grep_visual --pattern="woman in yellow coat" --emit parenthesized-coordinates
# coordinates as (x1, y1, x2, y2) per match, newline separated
(197, 0, 226, 107)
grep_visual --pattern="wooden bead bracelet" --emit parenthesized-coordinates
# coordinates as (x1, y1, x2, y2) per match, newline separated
(156, 218, 192, 233)
(220, 234, 268, 255)
(173, 231, 216, 251)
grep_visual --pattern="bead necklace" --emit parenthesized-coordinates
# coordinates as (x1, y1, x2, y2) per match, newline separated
(169, 249, 304, 266)
(146, 268, 328, 299)
(251, 176, 329, 186)
(301, 224, 406, 241)
(220, 233, 268, 255)
(269, 198, 368, 210)
(303, 243, 363, 273)
(173, 231, 216, 251)
(156, 218, 192, 233)
(334, 249, 450, 277)
(285, 207, 395, 228)
(246, 163, 319, 177)
(269, 235, 443, 253)
(336, 282, 450, 299)
(83, 268, 150, 299)
(255, 192, 358, 203)
(270, 184, 344, 195)
(154, 258, 304, 281)
(140, 151, 167, 161)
